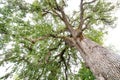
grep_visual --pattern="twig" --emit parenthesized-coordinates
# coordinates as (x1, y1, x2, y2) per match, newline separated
(82, 21, 90, 32)
(83, 0, 97, 5)
(23, 37, 47, 44)
(42, 9, 55, 16)
(45, 52, 51, 63)
(83, 16, 92, 21)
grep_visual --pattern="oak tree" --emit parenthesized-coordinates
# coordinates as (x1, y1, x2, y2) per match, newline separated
(0, 0, 120, 80)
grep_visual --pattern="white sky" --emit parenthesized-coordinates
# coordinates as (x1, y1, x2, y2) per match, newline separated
(0, 0, 120, 79)
(104, 12, 120, 52)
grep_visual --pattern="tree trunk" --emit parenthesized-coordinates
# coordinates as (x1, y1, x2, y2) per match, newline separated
(75, 37, 120, 80)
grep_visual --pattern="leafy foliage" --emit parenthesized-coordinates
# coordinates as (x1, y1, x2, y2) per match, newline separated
(77, 62, 95, 80)
(0, 0, 117, 80)
(85, 27, 104, 45)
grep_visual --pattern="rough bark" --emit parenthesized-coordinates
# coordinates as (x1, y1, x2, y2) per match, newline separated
(75, 37, 120, 80)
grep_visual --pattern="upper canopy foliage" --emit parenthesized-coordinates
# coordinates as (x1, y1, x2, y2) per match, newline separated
(0, 0, 118, 80)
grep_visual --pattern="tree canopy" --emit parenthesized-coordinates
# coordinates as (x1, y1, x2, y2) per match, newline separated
(0, 0, 119, 80)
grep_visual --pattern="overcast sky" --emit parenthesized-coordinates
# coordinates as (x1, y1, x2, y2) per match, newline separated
(0, 0, 120, 79)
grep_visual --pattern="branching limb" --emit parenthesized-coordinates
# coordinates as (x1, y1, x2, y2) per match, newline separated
(59, 47, 68, 80)
(51, 0, 76, 38)
(45, 42, 62, 63)
(45, 0, 63, 20)
(52, 9, 63, 20)
(23, 34, 59, 44)
(76, 0, 97, 36)
(23, 34, 75, 47)
(54, 47, 69, 80)
(42, 9, 54, 16)
(23, 37, 47, 44)
(75, 0, 85, 37)
(46, 0, 80, 38)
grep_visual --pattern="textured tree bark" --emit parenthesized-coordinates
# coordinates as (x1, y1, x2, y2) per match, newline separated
(74, 37, 120, 80)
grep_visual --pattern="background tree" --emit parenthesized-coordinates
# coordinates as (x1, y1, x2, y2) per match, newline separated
(0, 0, 120, 80)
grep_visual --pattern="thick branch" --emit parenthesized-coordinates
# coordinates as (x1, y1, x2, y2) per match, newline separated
(23, 34, 74, 47)
(52, 0, 76, 38)
(77, 0, 97, 36)
(75, 0, 85, 37)
(47, 0, 79, 38)
(58, 9, 75, 37)
(79, 0, 84, 30)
